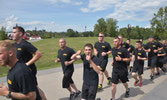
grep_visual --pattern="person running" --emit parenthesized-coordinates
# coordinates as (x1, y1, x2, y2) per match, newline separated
(118, 35, 129, 50)
(162, 39, 167, 64)
(55, 38, 81, 100)
(126, 39, 135, 73)
(71, 43, 102, 100)
(132, 41, 147, 87)
(144, 36, 162, 80)
(156, 47, 166, 75)
(0, 40, 41, 100)
(110, 37, 131, 100)
(12, 26, 47, 100)
(94, 32, 112, 90)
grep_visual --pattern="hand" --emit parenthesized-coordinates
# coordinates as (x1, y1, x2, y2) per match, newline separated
(154, 49, 158, 53)
(76, 49, 82, 55)
(0, 84, 9, 96)
(115, 55, 121, 61)
(64, 61, 70, 66)
(55, 59, 59, 63)
(101, 52, 107, 56)
(157, 54, 161, 56)
(137, 56, 141, 60)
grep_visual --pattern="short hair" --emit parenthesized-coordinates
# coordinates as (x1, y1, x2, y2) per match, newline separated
(149, 36, 154, 39)
(59, 38, 66, 42)
(13, 26, 25, 35)
(136, 41, 142, 45)
(0, 40, 16, 52)
(84, 43, 93, 50)
(114, 37, 120, 41)
(127, 38, 131, 41)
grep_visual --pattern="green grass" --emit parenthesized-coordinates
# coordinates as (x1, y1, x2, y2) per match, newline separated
(0, 37, 142, 77)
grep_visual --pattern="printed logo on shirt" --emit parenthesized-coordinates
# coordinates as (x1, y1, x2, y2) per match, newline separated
(117, 52, 122, 55)
(159, 51, 162, 53)
(8, 79, 12, 85)
(138, 53, 141, 55)
(89, 64, 93, 68)
(123, 45, 126, 47)
(153, 45, 156, 47)
(102, 46, 106, 48)
(17, 48, 22, 50)
(63, 53, 67, 56)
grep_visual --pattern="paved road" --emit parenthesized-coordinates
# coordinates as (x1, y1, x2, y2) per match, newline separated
(0, 58, 167, 100)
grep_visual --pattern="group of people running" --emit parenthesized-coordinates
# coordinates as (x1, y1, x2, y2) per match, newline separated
(0, 26, 167, 100)
(55, 32, 167, 100)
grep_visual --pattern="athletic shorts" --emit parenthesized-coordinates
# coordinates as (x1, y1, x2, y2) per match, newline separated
(112, 71, 129, 84)
(62, 71, 74, 88)
(100, 60, 108, 72)
(81, 82, 98, 100)
(132, 64, 144, 75)
(148, 56, 157, 68)
(29, 66, 38, 85)
(156, 58, 163, 68)
(127, 62, 130, 66)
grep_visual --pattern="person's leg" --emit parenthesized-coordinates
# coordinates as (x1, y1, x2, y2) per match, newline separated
(99, 72, 104, 85)
(88, 85, 98, 100)
(67, 87, 73, 94)
(112, 83, 117, 99)
(139, 75, 142, 83)
(70, 84, 79, 93)
(123, 83, 129, 91)
(151, 67, 155, 76)
(132, 72, 138, 81)
(156, 67, 160, 75)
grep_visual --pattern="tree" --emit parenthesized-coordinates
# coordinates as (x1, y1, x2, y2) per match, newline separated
(0, 26, 7, 40)
(150, 6, 167, 39)
(93, 18, 107, 36)
(106, 18, 118, 37)
(66, 29, 79, 37)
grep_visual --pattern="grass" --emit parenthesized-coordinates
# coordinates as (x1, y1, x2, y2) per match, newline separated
(0, 37, 142, 77)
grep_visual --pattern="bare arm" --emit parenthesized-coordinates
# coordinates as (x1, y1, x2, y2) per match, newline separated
(0, 84, 36, 100)
(71, 50, 82, 60)
(115, 55, 131, 62)
(26, 50, 42, 66)
(94, 48, 98, 56)
(55, 58, 60, 63)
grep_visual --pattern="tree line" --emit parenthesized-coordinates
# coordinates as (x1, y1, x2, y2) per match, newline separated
(0, 6, 167, 40)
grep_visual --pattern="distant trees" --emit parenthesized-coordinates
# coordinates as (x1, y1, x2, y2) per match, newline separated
(150, 6, 167, 39)
(0, 26, 7, 40)
(94, 18, 118, 37)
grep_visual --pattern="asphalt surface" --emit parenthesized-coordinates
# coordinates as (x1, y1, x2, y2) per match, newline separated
(0, 58, 167, 100)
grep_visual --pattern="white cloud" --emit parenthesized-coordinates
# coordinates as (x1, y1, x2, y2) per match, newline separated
(46, 0, 71, 4)
(82, 0, 167, 22)
(73, 1, 83, 5)
(0, 15, 87, 32)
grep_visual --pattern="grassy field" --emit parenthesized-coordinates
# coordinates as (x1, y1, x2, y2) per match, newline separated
(0, 37, 143, 77)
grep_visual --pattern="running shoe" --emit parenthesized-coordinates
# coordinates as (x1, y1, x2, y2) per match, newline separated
(107, 77, 112, 85)
(74, 90, 81, 98)
(162, 67, 166, 72)
(69, 92, 75, 100)
(134, 80, 139, 86)
(125, 88, 130, 98)
(139, 82, 142, 87)
(150, 75, 154, 81)
(96, 98, 101, 100)
(155, 72, 160, 76)
(98, 84, 102, 90)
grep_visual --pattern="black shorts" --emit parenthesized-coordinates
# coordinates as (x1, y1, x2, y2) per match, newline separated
(148, 56, 157, 68)
(29, 66, 38, 85)
(81, 83, 98, 100)
(112, 71, 129, 84)
(132, 64, 144, 75)
(100, 60, 108, 72)
(127, 62, 130, 66)
(62, 71, 74, 88)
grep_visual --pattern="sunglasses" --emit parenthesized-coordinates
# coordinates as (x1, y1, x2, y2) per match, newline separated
(98, 36, 104, 37)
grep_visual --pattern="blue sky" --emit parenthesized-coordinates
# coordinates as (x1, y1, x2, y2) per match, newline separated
(0, 0, 167, 32)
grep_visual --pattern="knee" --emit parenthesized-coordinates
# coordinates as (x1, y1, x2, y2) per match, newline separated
(131, 72, 136, 76)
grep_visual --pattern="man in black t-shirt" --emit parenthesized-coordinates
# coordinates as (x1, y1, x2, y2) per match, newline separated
(118, 35, 130, 50)
(12, 26, 46, 100)
(0, 40, 41, 100)
(132, 41, 147, 87)
(55, 38, 80, 100)
(110, 37, 131, 100)
(144, 36, 162, 80)
(71, 43, 102, 100)
(126, 39, 135, 73)
(162, 39, 167, 63)
(94, 33, 112, 89)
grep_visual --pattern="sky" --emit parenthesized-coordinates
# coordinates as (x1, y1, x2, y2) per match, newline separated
(0, 0, 167, 32)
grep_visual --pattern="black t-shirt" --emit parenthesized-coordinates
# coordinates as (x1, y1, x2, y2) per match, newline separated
(133, 49, 147, 66)
(129, 45, 135, 54)
(121, 42, 129, 50)
(162, 44, 167, 53)
(157, 48, 166, 59)
(145, 42, 162, 57)
(15, 39, 37, 70)
(58, 47, 75, 73)
(94, 41, 112, 60)
(7, 60, 41, 100)
(81, 54, 100, 86)
(112, 47, 130, 72)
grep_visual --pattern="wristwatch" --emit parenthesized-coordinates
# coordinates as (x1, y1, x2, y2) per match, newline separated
(6, 91, 12, 99)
